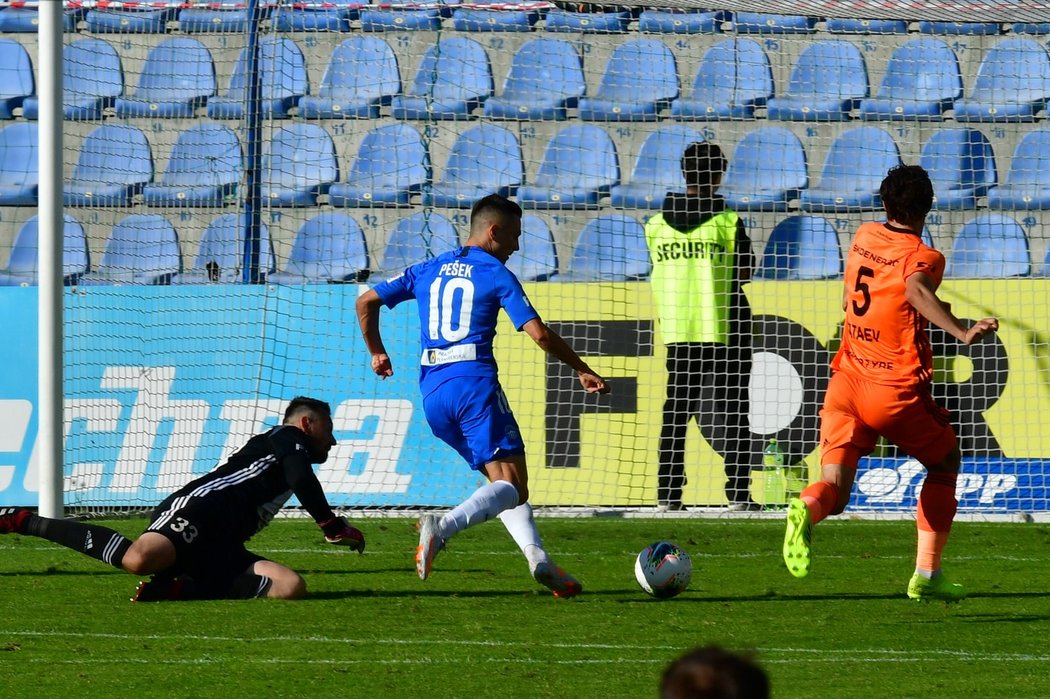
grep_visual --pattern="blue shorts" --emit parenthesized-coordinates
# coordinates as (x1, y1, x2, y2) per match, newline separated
(423, 377, 526, 470)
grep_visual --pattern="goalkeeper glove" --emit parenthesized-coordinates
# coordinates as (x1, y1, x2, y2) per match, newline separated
(319, 517, 366, 553)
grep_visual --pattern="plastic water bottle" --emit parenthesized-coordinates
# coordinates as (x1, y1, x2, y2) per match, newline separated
(762, 439, 787, 505)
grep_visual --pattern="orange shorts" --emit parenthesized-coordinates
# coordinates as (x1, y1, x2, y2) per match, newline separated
(819, 371, 956, 469)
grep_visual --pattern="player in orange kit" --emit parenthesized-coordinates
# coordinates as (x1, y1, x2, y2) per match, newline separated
(782, 164, 999, 601)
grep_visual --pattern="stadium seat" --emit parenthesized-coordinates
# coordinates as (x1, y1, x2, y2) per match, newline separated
(544, 10, 631, 34)
(825, 18, 908, 34)
(483, 38, 586, 121)
(548, 215, 649, 282)
(0, 6, 79, 32)
(1042, 248, 1050, 277)
(506, 215, 558, 282)
(77, 214, 182, 286)
(328, 123, 429, 208)
(577, 39, 679, 121)
(452, 7, 539, 32)
(799, 127, 901, 212)
(671, 38, 773, 120)
(178, 6, 254, 32)
(918, 21, 1001, 35)
(207, 37, 308, 120)
(298, 37, 400, 120)
(0, 214, 89, 287)
(858, 39, 962, 120)
(391, 37, 493, 120)
(920, 129, 997, 210)
(272, 0, 357, 31)
(23, 38, 123, 121)
(517, 125, 619, 210)
(268, 213, 370, 285)
(718, 127, 807, 212)
(85, 7, 175, 33)
(731, 12, 817, 34)
(0, 122, 38, 206)
(114, 37, 216, 118)
(757, 215, 842, 280)
(64, 124, 153, 208)
(381, 212, 460, 277)
(609, 125, 706, 209)
(171, 214, 274, 284)
(141, 123, 243, 208)
(0, 40, 34, 119)
(766, 40, 869, 121)
(359, 7, 442, 32)
(425, 124, 523, 208)
(985, 129, 1050, 210)
(262, 124, 339, 207)
(953, 39, 1050, 122)
(946, 214, 1031, 278)
(1013, 23, 1050, 35)
(637, 10, 724, 34)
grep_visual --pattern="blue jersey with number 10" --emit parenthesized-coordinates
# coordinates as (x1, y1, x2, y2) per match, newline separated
(374, 246, 540, 397)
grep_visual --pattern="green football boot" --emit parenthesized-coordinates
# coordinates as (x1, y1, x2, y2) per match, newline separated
(907, 572, 966, 603)
(782, 498, 812, 578)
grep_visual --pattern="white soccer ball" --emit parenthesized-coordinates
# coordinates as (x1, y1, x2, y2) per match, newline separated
(635, 541, 692, 599)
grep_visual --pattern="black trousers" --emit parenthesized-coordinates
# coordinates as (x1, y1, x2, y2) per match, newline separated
(658, 342, 756, 504)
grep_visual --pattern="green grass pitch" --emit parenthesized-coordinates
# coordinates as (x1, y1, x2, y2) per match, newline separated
(2, 517, 1050, 697)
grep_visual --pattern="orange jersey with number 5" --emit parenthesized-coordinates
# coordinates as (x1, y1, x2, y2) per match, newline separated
(831, 221, 945, 387)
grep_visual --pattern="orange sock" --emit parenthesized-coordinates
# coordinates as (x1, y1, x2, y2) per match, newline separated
(800, 481, 840, 525)
(916, 471, 958, 574)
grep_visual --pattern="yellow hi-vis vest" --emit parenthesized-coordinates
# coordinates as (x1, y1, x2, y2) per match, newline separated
(644, 209, 739, 344)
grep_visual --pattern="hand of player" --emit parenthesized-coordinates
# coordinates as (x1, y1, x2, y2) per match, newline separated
(962, 317, 999, 345)
(319, 517, 366, 553)
(578, 371, 610, 394)
(371, 353, 393, 379)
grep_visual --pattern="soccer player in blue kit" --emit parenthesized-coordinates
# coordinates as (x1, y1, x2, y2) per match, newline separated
(356, 194, 610, 598)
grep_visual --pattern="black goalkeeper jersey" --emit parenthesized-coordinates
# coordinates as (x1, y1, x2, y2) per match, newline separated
(160, 425, 336, 543)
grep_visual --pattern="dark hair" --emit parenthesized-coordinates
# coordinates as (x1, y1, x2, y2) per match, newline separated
(470, 193, 523, 229)
(283, 396, 332, 423)
(660, 646, 770, 699)
(682, 142, 727, 189)
(879, 164, 934, 223)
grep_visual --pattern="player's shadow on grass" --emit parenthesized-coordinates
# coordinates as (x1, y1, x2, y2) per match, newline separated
(307, 589, 562, 600)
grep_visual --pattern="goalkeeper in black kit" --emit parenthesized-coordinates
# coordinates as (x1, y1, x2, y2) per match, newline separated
(0, 396, 366, 601)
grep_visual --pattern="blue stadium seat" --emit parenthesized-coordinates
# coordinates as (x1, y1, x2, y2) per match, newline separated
(85, 7, 175, 33)
(548, 215, 649, 282)
(0, 6, 79, 32)
(544, 10, 631, 34)
(858, 39, 962, 120)
(1042, 248, 1050, 277)
(425, 124, 523, 208)
(517, 125, 619, 210)
(171, 214, 274, 284)
(298, 37, 400, 119)
(766, 40, 868, 121)
(946, 214, 1030, 278)
(0, 122, 38, 206)
(799, 127, 901, 212)
(178, 6, 254, 32)
(731, 12, 817, 34)
(0, 214, 89, 287)
(207, 37, 307, 120)
(268, 213, 370, 285)
(23, 38, 123, 121)
(78, 215, 182, 286)
(452, 7, 539, 32)
(671, 38, 773, 120)
(359, 7, 442, 32)
(391, 37, 493, 120)
(65, 124, 153, 208)
(272, 0, 359, 32)
(825, 18, 908, 34)
(985, 129, 1050, 210)
(918, 21, 1001, 36)
(114, 38, 215, 118)
(328, 123, 429, 208)
(506, 214, 558, 282)
(1013, 23, 1050, 35)
(483, 38, 586, 121)
(381, 212, 460, 277)
(141, 123, 243, 208)
(718, 127, 807, 212)
(262, 124, 339, 207)
(920, 129, 997, 210)
(0, 40, 34, 119)
(757, 215, 842, 280)
(609, 125, 706, 209)
(577, 39, 679, 122)
(637, 10, 724, 34)
(953, 39, 1050, 122)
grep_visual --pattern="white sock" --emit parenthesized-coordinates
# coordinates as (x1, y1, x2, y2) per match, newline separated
(438, 480, 519, 541)
(497, 502, 550, 570)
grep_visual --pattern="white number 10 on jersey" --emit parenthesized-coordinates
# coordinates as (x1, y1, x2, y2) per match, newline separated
(428, 277, 475, 342)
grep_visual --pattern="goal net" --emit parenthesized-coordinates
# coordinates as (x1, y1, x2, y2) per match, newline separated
(0, 0, 1047, 519)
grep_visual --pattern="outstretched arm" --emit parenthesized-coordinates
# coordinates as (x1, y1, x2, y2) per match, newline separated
(356, 288, 393, 378)
(521, 318, 610, 394)
(905, 272, 998, 345)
